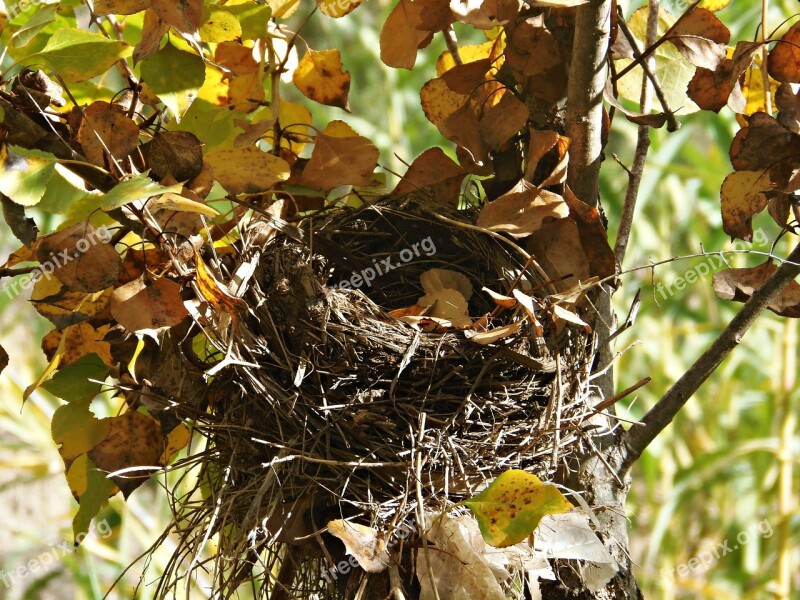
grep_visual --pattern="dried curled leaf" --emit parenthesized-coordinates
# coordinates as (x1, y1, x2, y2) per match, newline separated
(713, 261, 800, 317)
(477, 180, 568, 237)
(327, 520, 391, 573)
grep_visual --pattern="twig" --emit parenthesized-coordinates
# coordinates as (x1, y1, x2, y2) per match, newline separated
(614, 0, 660, 265)
(621, 241, 800, 473)
(593, 376, 651, 413)
(443, 26, 462, 65)
(761, 0, 772, 114)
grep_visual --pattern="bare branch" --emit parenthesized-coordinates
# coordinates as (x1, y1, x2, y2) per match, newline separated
(621, 242, 800, 473)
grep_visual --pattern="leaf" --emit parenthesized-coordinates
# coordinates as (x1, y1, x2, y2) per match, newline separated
(36, 222, 122, 293)
(0, 146, 57, 207)
(0, 344, 8, 376)
(206, 146, 291, 195)
(769, 22, 800, 84)
(420, 268, 473, 300)
(551, 303, 591, 332)
(101, 175, 183, 210)
(88, 410, 166, 497)
(526, 218, 590, 290)
(460, 469, 572, 548)
(194, 253, 248, 313)
(110, 276, 189, 337)
(729, 112, 800, 174)
(42, 353, 109, 402)
(265, 0, 300, 19)
(67, 454, 117, 544)
(1, 193, 38, 245)
(219, 1, 272, 40)
(327, 520, 391, 573)
(417, 288, 472, 328)
(562, 187, 617, 281)
(392, 147, 467, 207)
(76, 101, 140, 167)
(316, 0, 365, 17)
(504, 19, 562, 78)
(146, 192, 219, 218)
(720, 170, 772, 241)
(93, 0, 150, 15)
(441, 58, 491, 94)
(200, 9, 242, 43)
(151, 0, 202, 34)
(42, 322, 114, 368)
(686, 41, 761, 113)
(713, 261, 800, 318)
(52, 398, 111, 462)
(468, 322, 521, 344)
(479, 90, 529, 151)
(134, 9, 169, 63)
(140, 41, 205, 120)
(37, 28, 132, 83)
(663, 8, 728, 70)
(380, 0, 433, 69)
(301, 121, 379, 190)
(293, 49, 351, 110)
(140, 131, 204, 182)
(477, 180, 568, 237)
(420, 78, 468, 127)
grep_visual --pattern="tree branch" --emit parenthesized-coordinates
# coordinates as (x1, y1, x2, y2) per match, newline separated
(621, 242, 800, 473)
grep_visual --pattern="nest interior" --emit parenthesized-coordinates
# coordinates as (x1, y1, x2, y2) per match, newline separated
(181, 196, 598, 597)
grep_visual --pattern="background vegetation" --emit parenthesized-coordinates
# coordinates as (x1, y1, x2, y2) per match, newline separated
(0, 0, 797, 598)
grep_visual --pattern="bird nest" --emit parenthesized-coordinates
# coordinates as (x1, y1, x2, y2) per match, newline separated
(159, 195, 599, 598)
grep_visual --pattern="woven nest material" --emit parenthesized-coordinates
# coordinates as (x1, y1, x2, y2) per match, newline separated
(163, 195, 598, 598)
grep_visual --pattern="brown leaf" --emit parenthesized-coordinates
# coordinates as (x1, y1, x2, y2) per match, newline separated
(468, 322, 521, 344)
(206, 146, 290, 195)
(110, 276, 189, 336)
(194, 253, 247, 313)
(119, 247, 171, 284)
(720, 170, 772, 240)
(76, 101, 140, 167)
(380, 0, 434, 69)
(477, 180, 568, 237)
(664, 8, 729, 70)
(392, 147, 467, 208)
(768, 22, 800, 83)
(133, 9, 169, 63)
(0, 344, 8, 376)
(441, 58, 492, 94)
(94, 0, 150, 15)
(215, 42, 259, 76)
(505, 19, 562, 78)
(36, 223, 122, 293)
(730, 112, 800, 175)
(302, 121, 379, 190)
(775, 82, 800, 134)
(479, 91, 529, 151)
(327, 520, 391, 573)
(713, 261, 800, 317)
(32, 277, 113, 330)
(527, 218, 590, 291)
(767, 192, 793, 231)
(416, 0, 455, 31)
(687, 41, 760, 113)
(141, 131, 203, 182)
(151, 0, 202, 34)
(293, 49, 351, 111)
(88, 410, 166, 498)
(439, 102, 490, 167)
(523, 128, 561, 181)
(563, 186, 617, 280)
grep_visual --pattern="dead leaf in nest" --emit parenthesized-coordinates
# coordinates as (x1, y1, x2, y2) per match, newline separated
(720, 170, 773, 241)
(768, 22, 800, 83)
(417, 288, 473, 328)
(293, 49, 351, 111)
(327, 520, 391, 573)
(302, 121, 379, 191)
(713, 261, 800, 317)
(477, 180, 568, 237)
(387, 305, 429, 319)
(551, 304, 591, 332)
(380, 0, 434, 69)
(88, 410, 166, 498)
(420, 268, 473, 300)
(194, 253, 248, 313)
(479, 91, 529, 151)
(76, 101, 140, 167)
(392, 147, 467, 208)
(467, 322, 521, 344)
(140, 131, 204, 182)
(110, 276, 189, 337)
(482, 287, 516, 308)
(36, 223, 121, 293)
(527, 218, 590, 290)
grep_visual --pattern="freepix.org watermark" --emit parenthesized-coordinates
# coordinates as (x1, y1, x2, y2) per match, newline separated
(336, 236, 437, 290)
(2, 225, 112, 299)
(660, 518, 773, 582)
(656, 228, 769, 300)
(0, 519, 113, 589)
(2, 0, 43, 20)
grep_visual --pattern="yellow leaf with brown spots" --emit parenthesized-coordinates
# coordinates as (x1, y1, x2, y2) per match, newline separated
(205, 146, 291, 195)
(110, 276, 189, 336)
(293, 49, 351, 111)
(42, 322, 113, 367)
(461, 469, 572, 548)
(720, 170, 772, 241)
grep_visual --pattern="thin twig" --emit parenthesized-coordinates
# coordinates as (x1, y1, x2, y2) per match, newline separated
(621, 241, 800, 473)
(593, 376, 651, 413)
(442, 26, 462, 65)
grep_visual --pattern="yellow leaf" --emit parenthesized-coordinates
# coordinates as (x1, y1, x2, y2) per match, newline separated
(205, 146, 291, 195)
(293, 49, 351, 110)
(147, 192, 219, 217)
(697, 0, 731, 10)
(461, 469, 572, 548)
(720, 170, 772, 241)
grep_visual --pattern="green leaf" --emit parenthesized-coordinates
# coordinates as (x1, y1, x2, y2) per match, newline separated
(217, 1, 272, 40)
(67, 454, 116, 544)
(100, 175, 183, 211)
(460, 469, 573, 548)
(11, 4, 58, 48)
(42, 353, 109, 402)
(52, 398, 110, 461)
(200, 8, 242, 43)
(37, 28, 132, 82)
(140, 41, 205, 121)
(0, 146, 58, 206)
